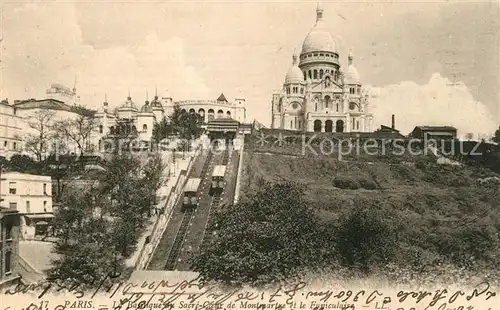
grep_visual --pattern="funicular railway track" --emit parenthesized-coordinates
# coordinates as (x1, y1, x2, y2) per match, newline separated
(163, 150, 214, 270)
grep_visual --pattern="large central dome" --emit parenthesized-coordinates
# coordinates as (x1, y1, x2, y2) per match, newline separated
(301, 5, 338, 55)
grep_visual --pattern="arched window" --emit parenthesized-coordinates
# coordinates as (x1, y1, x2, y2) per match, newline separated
(319, 69, 324, 79)
(181, 108, 187, 113)
(336, 100, 339, 112)
(313, 120, 322, 132)
(208, 109, 215, 121)
(99, 125, 103, 134)
(313, 70, 318, 79)
(324, 96, 331, 109)
(189, 108, 195, 114)
(131, 125, 137, 134)
(217, 109, 224, 118)
(325, 120, 333, 132)
(303, 71, 307, 81)
(315, 100, 318, 111)
(227, 111, 231, 118)
(143, 124, 148, 132)
(308, 70, 312, 79)
(110, 126, 115, 135)
(198, 108, 205, 117)
(336, 120, 344, 133)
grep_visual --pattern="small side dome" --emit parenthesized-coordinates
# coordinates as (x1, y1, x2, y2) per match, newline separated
(140, 100, 153, 113)
(344, 49, 361, 84)
(150, 95, 163, 109)
(119, 96, 138, 111)
(285, 53, 304, 84)
(344, 65, 360, 84)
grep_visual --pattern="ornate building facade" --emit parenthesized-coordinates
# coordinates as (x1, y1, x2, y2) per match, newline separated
(93, 92, 246, 143)
(271, 4, 373, 133)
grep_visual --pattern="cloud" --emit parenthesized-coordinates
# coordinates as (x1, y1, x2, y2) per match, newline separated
(1, 3, 211, 110)
(367, 73, 498, 140)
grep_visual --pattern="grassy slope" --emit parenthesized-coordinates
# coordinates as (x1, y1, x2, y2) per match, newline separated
(240, 149, 500, 277)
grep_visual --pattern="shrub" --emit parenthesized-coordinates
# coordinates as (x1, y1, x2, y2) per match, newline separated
(333, 175, 360, 189)
(359, 178, 378, 190)
(335, 201, 400, 273)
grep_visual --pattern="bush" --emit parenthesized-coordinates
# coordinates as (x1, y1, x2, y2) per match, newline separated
(359, 178, 378, 190)
(333, 175, 360, 189)
(335, 201, 400, 273)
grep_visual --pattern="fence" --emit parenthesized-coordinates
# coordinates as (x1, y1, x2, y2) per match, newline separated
(233, 134, 245, 204)
(135, 146, 202, 270)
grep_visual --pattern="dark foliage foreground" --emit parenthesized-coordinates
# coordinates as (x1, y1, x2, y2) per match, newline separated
(191, 180, 500, 287)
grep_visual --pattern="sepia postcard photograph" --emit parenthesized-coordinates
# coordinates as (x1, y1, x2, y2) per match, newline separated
(0, 0, 499, 309)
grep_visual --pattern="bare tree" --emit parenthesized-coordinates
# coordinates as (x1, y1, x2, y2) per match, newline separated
(24, 110, 57, 161)
(53, 114, 98, 161)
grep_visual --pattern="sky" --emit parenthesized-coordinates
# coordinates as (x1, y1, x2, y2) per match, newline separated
(1, 0, 499, 138)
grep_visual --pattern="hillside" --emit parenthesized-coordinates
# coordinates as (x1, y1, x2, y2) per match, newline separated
(238, 145, 500, 284)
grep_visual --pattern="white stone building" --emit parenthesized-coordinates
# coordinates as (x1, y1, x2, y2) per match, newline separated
(271, 4, 373, 133)
(93, 92, 246, 143)
(0, 99, 23, 159)
(0, 172, 53, 240)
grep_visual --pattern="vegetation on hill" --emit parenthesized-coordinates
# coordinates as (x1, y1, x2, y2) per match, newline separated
(48, 153, 165, 287)
(192, 148, 500, 287)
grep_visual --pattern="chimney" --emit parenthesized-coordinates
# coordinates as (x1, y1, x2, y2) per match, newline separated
(391, 114, 395, 130)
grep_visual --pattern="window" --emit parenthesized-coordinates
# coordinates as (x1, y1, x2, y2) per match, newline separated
(313, 70, 318, 79)
(5, 251, 12, 273)
(303, 71, 306, 81)
(320, 53, 324, 56)
(43, 183, 47, 195)
(26, 201, 31, 213)
(99, 125, 103, 133)
(290, 120, 293, 128)
(300, 88, 304, 94)
(9, 182, 16, 194)
(13, 142, 17, 150)
(308, 70, 312, 79)
(3, 141, 7, 148)
(6, 223, 12, 240)
(143, 124, 148, 132)
(298, 120, 301, 129)
(9, 202, 17, 209)
(357, 121, 360, 130)
(352, 118, 356, 130)
(43, 201, 47, 212)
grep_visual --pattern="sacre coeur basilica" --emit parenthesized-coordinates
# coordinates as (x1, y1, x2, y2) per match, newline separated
(271, 4, 374, 133)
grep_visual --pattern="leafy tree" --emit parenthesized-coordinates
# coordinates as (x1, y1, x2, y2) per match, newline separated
(169, 106, 204, 141)
(191, 181, 332, 285)
(49, 186, 120, 286)
(493, 126, 500, 144)
(8, 154, 43, 174)
(152, 117, 174, 142)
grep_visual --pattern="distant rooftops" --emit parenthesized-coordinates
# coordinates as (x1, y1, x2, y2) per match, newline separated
(217, 93, 228, 102)
(413, 126, 457, 131)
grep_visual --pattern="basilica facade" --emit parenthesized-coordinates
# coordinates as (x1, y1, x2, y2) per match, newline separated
(271, 4, 373, 133)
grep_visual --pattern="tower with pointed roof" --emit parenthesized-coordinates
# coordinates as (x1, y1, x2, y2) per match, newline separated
(271, 3, 373, 133)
